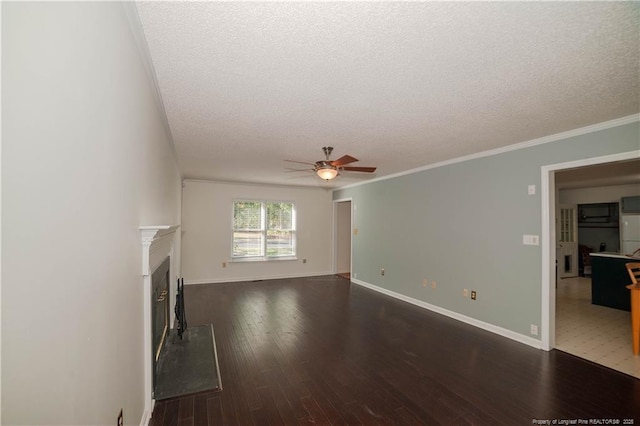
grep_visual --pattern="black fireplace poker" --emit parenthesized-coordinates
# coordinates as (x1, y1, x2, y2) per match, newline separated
(175, 277, 188, 339)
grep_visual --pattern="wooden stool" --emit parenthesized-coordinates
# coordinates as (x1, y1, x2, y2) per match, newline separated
(625, 263, 640, 356)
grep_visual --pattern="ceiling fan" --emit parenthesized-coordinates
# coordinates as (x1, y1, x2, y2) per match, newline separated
(285, 147, 377, 181)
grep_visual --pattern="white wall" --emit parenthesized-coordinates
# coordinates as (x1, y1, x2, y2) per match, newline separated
(2, 3, 181, 425)
(559, 183, 640, 205)
(182, 180, 332, 284)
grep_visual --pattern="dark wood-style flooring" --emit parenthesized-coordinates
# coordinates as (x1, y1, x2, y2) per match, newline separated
(150, 275, 640, 425)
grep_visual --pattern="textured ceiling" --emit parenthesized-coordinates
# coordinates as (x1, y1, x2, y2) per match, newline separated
(135, 1, 639, 188)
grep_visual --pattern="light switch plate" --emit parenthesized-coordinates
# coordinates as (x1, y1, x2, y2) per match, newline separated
(528, 185, 536, 195)
(523, 235, 540, 245)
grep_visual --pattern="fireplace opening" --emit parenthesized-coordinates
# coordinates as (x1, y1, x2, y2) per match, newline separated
(151, 256, 170, 390)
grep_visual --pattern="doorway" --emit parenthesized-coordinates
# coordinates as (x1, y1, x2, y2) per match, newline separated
(541, 150, 640, 352)
(334, 199, 352, 279)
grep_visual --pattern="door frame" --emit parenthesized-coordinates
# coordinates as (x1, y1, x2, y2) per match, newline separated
(332, 197, 353, 275)
(541, 150, 640, 351)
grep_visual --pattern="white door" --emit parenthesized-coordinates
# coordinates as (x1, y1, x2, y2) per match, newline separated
(557, 204, 578, 278)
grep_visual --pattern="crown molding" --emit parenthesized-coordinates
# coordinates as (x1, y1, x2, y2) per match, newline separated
(122, 2, 183, 178)
(335, 114, 640, 192)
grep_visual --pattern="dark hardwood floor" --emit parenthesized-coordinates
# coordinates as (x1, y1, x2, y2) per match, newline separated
(150, 275, 640, 425)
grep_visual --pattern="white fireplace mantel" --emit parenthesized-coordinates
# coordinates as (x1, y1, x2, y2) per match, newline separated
(139, 224, 179, 424)
(140, 225, 180, 276)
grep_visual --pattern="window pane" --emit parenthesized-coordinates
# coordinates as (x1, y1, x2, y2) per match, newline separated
(266, 202, 295, 257)
(233, 201, 264, 258)
(233, 201, 296, 259)
(267, 202, 294, 230)
(233, 231, 264, 257)
(234, 201, 262, 230)
(267, 230, 295, 257)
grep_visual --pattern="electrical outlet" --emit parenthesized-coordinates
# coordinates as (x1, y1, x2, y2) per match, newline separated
(528, 184, 536, 195)
(353, 272, 357, 279)
(471, 290, 477, 300)
(117, 409, 123, 426)
(431, 280, 437, 289)
(380, 268, 385, 276)
(530, 324, 538, 336)
(422, 278, 428, 287)
(463, 288, 469, 297)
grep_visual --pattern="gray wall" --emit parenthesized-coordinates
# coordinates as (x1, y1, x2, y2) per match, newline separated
(334, 121, 639, 340)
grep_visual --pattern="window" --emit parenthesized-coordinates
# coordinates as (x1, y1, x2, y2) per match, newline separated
(232, 200, 296, 260)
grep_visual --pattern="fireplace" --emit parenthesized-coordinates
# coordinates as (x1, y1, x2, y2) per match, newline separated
(140, 225, 179, 421)
(151, 256, 170, 388)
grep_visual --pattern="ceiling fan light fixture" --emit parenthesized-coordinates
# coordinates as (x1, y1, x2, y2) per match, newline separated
(317, 166, 338, 180)
(285, 147, 375, 181)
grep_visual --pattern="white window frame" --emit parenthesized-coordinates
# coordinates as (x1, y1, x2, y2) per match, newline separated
(231, 199, 297, 262)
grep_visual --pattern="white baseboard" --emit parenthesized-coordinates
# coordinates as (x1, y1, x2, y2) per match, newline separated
(184, 271, 333, 285)
(139, 402, 154, 426)
(351, 278, 542, 350)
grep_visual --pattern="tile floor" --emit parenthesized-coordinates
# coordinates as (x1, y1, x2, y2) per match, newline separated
(555, 276, 640, 378)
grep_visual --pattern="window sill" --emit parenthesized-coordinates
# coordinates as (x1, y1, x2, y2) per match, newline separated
(230, 256, 298, 263)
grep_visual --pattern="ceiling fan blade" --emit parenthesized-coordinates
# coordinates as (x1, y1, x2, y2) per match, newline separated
(284, 159, 315, 166)
(284, 168, 313, 172)
(331, 155, 358, 167)
(342, 166, 377, 173)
